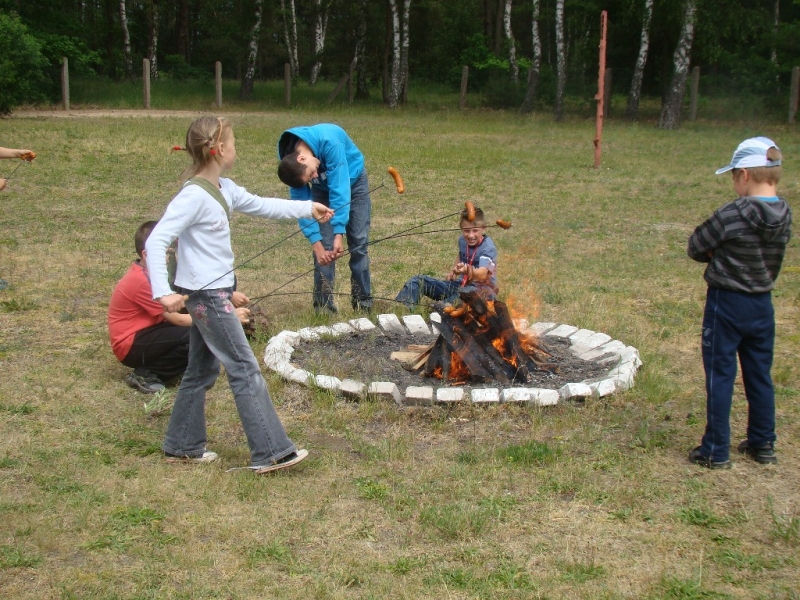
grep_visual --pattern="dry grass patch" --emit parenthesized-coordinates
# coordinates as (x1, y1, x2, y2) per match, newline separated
(0, 111, 798, 599)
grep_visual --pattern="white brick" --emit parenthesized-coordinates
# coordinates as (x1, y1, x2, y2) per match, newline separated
(570, 332, 612, 356)
(436, 388, 464, 403)
(502, 388, 537, 403)
(272, 330, 301, 346)
(617, 346, 643, 368)
(590, 379, 617, 398)
(429, 312, 442, 323)
(402, 314, 432, 336)
(377, 313, 406, 335)
(567, 329, 596, 344)
(405, 386, 434, 406)
(512, 318, 529, 331)
(529, 322, 558, 336)
(314, 375, 341, 391)
(297, 327, 320, 341)
(331, 322, 355, 335)
(471, 388, 500, 403)
(577, 339, 626, 361)
(368, 382, 403, 405)
(311, 325, 336, 337)
(340, 379, 366, 399)
(558, 382, 593, 400)
(546, 324, 578, 338)
(287, 369, 312, 385)
(531, 388, 560, 406)
(608, 362, 638, 390)
(348, 317, 376, 332)
(275, 362, 298, 379)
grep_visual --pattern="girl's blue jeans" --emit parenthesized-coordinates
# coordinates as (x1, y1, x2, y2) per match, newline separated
(700, 286, 776, 462)
(311, 171, 372, 312)
(162, 288, 297, 467)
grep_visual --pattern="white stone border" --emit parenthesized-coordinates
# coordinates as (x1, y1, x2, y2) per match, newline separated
(263, 315, 641, 406)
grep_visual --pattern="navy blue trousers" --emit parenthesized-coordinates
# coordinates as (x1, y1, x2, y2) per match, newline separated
(700, 287, 776, 462)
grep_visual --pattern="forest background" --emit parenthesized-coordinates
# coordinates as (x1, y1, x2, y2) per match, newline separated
(2, 0, 800, 123)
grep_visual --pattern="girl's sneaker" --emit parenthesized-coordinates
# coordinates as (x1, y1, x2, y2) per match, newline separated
(737, 440, 777, 464)
(252, 449, 309, 474)
(165, 450, 219, 464)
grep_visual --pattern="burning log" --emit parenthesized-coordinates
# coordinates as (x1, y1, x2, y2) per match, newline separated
(415, 292, 554, 384)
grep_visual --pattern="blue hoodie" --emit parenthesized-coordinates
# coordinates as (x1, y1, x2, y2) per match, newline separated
(277, 124, 365, 244)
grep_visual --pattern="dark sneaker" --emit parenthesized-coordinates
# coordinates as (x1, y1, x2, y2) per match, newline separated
(688, 446, 731, 470)
(125, 372, 165, 394)
(737, 440, 777, 464)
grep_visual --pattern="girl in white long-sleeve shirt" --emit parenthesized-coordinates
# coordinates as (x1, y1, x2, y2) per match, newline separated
(146, 116, 333, 473)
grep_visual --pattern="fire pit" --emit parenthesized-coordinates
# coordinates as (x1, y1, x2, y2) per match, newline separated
(263, 305, 641, 407)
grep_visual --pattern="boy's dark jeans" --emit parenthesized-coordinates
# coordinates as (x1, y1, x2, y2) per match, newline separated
(700, 287, 776, 462)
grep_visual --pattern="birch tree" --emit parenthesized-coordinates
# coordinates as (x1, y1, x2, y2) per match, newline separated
(146, 0, 159, 80)
(658, 0, 696, 129)
(119, 0, 133, 81)
(309, 0, 331, 86)
(554, 0, 566, 121)
(520, 0, 541, 113)
(503, 0, 518, 82)
(280, 0, 299, 79)
(400, 0, 411, 103)
(354, 0, 369, 99)
(625, 0, 653, 120)
(240, 0, 263, 99)
(387, 0, 401, 106)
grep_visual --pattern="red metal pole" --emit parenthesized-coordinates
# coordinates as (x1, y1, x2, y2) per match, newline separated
(594, 11, 608, 169)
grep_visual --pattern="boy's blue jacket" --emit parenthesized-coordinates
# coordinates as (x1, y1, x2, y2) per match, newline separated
(277, 124, 365, 245)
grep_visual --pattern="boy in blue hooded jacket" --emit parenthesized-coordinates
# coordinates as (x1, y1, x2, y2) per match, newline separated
(277, 124, 371, 313)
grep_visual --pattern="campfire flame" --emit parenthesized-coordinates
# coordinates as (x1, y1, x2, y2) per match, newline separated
(421, 292, 553, 384)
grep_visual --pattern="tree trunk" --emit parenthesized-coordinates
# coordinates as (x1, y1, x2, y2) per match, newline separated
(387, 0, 402, 107)
(503, 0, 518, 82)
(309, 0, 330, 86)
(520, 0, 541, 113)
(554, 0, 566, 121)
(658, 0, 696, 129)
(354, 0, 370, 99)
(147, 0, 159, 80)
(177, 0, 190, 64)
(400, 0, 411, 104)
(240, 0, 263, 99)
(119, 0, 134, 81)
(771, 0, 779, 91)
(280, 0, 299, 79)
(625, 0, 653, 120)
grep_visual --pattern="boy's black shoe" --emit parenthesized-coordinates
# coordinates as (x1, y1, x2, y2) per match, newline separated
(737, 440, 777, 464)
(688, 446, 731, 470)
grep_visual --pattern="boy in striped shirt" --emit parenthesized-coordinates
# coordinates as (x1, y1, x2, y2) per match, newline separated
(687, 137, 792, 469)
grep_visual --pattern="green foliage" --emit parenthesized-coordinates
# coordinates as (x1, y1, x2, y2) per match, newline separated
(36, 32, 101, 77)
(161, 55, 213, 82)
(0, 11, 49, 113)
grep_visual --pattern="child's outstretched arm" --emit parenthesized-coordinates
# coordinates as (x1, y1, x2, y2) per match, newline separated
(0, 147, 33, 160)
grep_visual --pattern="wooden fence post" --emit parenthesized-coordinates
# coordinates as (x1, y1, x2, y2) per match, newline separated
(284, 63, 291, 107)
(143, 59, 151, 109)
(459, 66, 469, 110)
(603, 68, 612, 118)
(593, 11, 608, 169)
(690, 66, 700, 121)
(790, 66, 800, 124)
(215, 61, 222, 108)
(61, 57, 69, 111)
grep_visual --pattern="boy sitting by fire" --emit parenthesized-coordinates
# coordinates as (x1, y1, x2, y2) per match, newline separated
(395, 205, 498, 309)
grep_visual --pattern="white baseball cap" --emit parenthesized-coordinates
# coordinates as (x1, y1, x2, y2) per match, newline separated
(715, 136, 781, 174)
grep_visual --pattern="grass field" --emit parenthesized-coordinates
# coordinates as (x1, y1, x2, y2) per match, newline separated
(1, 106, 798, 599)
